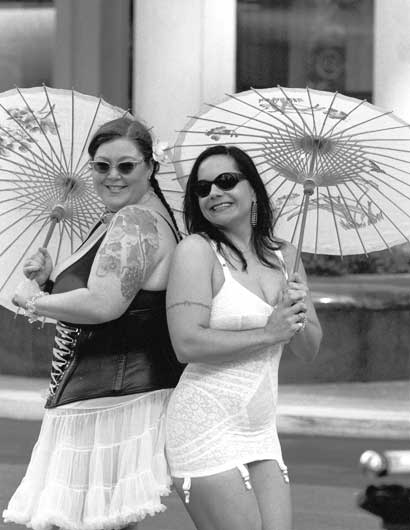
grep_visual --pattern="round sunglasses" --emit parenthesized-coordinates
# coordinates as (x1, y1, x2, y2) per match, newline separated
(89, 159, 144, 175)
(193, 172, 246, 198)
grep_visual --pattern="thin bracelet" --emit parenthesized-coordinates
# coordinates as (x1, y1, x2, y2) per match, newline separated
(25, 292, 49, 324)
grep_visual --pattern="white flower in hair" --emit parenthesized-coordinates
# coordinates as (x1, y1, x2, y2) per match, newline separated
(152, 138, 171, 164)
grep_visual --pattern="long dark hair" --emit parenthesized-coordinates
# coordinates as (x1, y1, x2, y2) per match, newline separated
(88, 116, 181, 238)
(184, 145, 282, 269)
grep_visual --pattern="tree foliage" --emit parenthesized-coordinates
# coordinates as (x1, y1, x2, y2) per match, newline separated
(302, 243, 410, 276)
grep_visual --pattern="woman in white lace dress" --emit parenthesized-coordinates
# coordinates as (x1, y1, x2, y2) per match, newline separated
(165, 145, 322, 530)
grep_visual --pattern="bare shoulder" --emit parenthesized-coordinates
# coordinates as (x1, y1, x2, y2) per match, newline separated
(174, 233, 214, 262)
(111, 204, 159, 233)
(279, 241, 297, 262)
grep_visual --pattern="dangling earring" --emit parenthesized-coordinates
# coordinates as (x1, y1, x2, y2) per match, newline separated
(250, 200, 258, 228)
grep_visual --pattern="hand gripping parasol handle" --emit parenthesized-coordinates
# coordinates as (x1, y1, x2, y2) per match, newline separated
(293, 180, 315, 273)
(42, 203, 66, 248)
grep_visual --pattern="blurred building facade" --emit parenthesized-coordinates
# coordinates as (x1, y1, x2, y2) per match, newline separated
(1, 0, 410, 144)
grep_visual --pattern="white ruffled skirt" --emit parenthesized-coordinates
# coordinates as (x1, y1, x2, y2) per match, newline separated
(3, 388, 173, 530)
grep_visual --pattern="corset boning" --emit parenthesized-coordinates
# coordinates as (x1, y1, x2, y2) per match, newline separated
(48, 322, 80, 398)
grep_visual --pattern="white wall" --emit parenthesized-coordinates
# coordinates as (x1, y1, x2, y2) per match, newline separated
(374, 0, 410, 123)
(133, 0, 236, 145)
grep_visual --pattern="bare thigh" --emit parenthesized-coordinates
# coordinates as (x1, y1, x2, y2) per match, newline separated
(248, 460, 292, 530)
(173, 468, 262, 530)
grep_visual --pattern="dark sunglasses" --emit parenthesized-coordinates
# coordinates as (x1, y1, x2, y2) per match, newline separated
(193, 172, 246, 198)
(89, 159, 144, 175)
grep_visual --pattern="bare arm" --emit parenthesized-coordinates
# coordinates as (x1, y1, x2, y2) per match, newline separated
(166, 235, 305, 364)
(282, 244, 323, 362)
(15, 205, 160, 324)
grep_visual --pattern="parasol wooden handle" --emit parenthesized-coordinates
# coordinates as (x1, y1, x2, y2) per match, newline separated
(42, 204, 66, 248)
(293, 181, 315, 273)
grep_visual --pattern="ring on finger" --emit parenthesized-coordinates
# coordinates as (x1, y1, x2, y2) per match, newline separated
(296, 313, 307, 333)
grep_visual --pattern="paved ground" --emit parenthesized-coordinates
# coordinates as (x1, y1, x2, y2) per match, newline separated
(1, 418, 409, 530)
(1, 374, 409, 530)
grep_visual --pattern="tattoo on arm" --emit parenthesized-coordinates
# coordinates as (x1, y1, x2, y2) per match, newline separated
(167, 301, 211, 311)
(95, 207, 159, 300)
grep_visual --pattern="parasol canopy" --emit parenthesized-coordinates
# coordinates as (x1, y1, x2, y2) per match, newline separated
(0, 85, 128, 312)
(172, 86, 410, 269)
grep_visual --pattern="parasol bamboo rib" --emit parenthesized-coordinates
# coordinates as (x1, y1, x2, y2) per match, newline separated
(42, 86, 70, 174)
(343, 180, 390, 250)
(306, 86, 319, 138)
(204, 103, 296, 138)
(336, 124, 410, 139)
(180, 117, 284, 140)
(325, 186, 344, 256)
(0, 210, 49, 255)
(320, 94, 367, 140)
(326, 109, 395, 140)
(69, 88, 75, 176)
(363, 171, 410, 207)
(251, 87, 310, 136)
(276, 85, 317, 138)
(314, 187, 320, 254)
(71, 99, 103, 176)
(0, 130, 63, 178)
(0, 159, 63, 182)
(0, 217, 51, 291)
(353, 180, 410, 243)
(228, 90, 307, 136)
(15, 86, 68, 175)
(0, 106, 65, 177)
(364, 162, 410, 188)
(73, 188, 102, 219)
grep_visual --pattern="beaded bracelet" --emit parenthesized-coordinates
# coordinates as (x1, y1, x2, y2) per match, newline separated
(25, 291, 49, 324)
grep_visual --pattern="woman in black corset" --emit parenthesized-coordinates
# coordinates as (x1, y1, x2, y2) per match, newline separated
(3, 117, 184, 530)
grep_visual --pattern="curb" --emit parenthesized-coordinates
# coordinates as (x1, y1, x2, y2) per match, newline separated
(3, 398, 408, 439)
(0, 388, 45, 421)
(277, 404, 410, 439)
(1, 382, 409, 439)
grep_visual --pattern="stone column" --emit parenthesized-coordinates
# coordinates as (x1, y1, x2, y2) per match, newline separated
(53, 0, 131, 109)
(133, 0, 236, 144)
(374, 0, 410, 122)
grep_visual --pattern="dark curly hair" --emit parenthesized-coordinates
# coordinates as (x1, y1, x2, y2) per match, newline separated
(184, 145, 282, 269)
(88, 116, 181, 238)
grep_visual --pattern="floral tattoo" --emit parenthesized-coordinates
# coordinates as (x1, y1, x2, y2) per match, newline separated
(95, 207, 159, 300)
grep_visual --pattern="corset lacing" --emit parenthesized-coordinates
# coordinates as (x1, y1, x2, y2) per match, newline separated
(47, 322, 80, 398)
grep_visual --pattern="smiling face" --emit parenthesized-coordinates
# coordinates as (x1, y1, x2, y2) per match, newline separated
(196, 154, 255, 229)
(92, 137, 153, 212)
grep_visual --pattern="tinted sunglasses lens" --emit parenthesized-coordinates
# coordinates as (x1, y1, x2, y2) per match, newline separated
(194, 181, 212, 198)
(92, 161, 111, 174)
(194, 173, 243, 198)
(215, 173, 241, 190)
(118, 162, 136, 174)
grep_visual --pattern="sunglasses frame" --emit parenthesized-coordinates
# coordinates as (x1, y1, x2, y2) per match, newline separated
(89, 159, 144, 175)
(193, 172, 246, 198)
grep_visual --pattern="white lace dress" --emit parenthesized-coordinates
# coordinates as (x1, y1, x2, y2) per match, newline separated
(165, 246, 289, 502)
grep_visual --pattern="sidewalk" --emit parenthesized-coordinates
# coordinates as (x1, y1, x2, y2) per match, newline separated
(0, 374, 409, 439)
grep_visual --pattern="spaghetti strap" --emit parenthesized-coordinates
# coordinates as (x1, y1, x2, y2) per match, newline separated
(209, 241, 232, 279)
